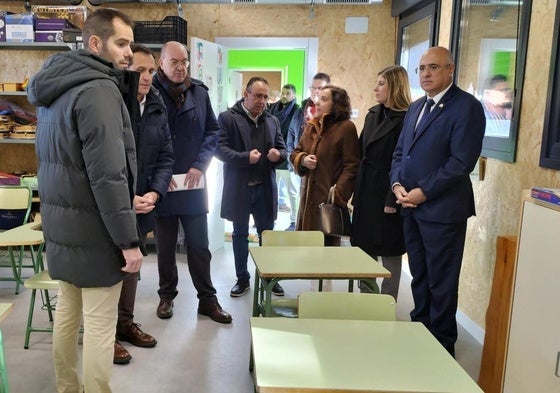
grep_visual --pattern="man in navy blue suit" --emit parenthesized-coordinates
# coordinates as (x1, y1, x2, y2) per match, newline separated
(390, 46, 485, 356)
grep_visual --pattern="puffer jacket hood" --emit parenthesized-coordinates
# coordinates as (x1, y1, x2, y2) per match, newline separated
(31, 48, 140, 288)
(28, 49, 123, 107)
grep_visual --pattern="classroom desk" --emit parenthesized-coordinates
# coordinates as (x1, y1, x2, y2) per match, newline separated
(249, 246, 390, 317)
(0, 221, 44, 293)
(0, 304, 12, 323)
(250, 317, 484, 393)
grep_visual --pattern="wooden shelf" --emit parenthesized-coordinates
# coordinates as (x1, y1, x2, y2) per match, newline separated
(0, 91, 27, 96)
(0, 42, 162, 50)
(0, 42, 73, 50)
(0, 139, 35, 144)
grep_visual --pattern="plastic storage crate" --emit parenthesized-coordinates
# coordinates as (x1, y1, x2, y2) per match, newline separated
(134, 16, 187, 45)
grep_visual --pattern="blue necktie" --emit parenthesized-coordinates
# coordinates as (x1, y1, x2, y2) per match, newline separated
(415, 98, 435, 134)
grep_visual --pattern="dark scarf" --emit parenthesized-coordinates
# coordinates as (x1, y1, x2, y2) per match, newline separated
(156, 67, 192, 108)
(271, 99, 296, 124)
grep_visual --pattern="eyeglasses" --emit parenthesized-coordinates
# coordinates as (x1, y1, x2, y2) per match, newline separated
(247, 91, 269, 101)
(166, 59, 189, 68)
(415, 63, 451, 74)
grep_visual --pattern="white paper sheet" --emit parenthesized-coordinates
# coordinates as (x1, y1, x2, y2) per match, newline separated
(169, 173, 205, 192)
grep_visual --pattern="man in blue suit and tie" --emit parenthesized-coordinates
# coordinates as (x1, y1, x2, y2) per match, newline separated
(390, 46, 485, 356)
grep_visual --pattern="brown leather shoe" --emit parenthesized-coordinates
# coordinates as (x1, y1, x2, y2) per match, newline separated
(157, 299, 173, 319)
(113, 341, 131, 365)
(117, 322, 157, 348)
(198, 302, 232, 324)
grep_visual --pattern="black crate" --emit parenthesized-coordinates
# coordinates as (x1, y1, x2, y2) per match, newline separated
(133, 16, 187, 45)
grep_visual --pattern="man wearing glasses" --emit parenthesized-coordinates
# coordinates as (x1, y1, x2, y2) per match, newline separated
(390, 46, 485, 357)
(152, 41, 232, 324)
(216, 77, 288, 298)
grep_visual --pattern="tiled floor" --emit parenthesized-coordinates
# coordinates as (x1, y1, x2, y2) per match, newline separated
(0, 212, 482, 392)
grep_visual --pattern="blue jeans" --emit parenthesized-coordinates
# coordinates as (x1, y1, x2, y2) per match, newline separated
(232, 184, 274, 282)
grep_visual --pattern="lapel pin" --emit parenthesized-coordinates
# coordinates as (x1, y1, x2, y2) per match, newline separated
(439, 103, 444, 108)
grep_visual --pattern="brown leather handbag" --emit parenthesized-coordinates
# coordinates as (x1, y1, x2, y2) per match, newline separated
(319, 185, 352, 236)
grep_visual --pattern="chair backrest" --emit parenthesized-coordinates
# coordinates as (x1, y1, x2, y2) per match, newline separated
(261, 230, 324, 247)
(297, 291, 396, 321)
(0, 186, 32, 230)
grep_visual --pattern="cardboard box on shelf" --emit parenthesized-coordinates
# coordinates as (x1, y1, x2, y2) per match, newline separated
(0, 172, 20, 186)
(0, 11, 15, 42)
(62, 28, 82, 43)
(34, 30, 64, 43)
(5, 14, 34, 43)
(31, 5, 87, 30)
(2, 83, 23, 91)
(35, 17, 74, 31)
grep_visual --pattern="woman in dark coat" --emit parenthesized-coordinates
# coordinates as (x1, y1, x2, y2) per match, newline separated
(350, 65, 411, 300)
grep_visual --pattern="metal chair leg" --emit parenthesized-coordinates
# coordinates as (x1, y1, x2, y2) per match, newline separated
(0, 330, 9, 393)
(24, 288, 37, 349)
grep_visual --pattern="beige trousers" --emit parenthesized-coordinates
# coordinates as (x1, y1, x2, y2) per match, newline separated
(53, 280, 122, 393)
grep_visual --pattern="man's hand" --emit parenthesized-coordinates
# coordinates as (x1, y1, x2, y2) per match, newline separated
(168, 177, 178, 192)
(184, 167, 203, 189)
(249, 149, 262, 164)
(133, 192, 158, 214)
(121, 247, 143, 273)
(394, 185, 426, 208)
(267, 148, 281, 163)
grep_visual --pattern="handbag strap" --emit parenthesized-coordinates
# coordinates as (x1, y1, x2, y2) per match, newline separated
(327, 185, 336, 204)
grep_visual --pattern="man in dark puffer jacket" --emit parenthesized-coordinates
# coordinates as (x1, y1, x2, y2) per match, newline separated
(27, 9, 143, 392)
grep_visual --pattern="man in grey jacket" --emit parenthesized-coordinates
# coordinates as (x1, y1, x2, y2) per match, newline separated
(28, 9, 142, 392)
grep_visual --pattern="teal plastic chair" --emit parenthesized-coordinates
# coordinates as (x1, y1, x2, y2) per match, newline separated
(23, 269, 60, 349)
(260, 230, 324, 318)
(0, 185, 34, 294)
(297, 291, 396, 321)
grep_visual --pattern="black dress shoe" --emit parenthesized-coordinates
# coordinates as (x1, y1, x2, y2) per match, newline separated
(230, 280, 250, 297)
(113, 341, 132, 365)
(117, 322, 157, 348)
(271, 282, 285, 296)
(198, 302, 232, 324)
(156, 299, 173, 319)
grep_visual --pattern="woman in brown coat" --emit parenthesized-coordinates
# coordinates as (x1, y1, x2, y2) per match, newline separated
(290, 85, 360, 247)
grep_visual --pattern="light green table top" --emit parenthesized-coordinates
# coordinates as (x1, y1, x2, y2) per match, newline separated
(249, 246, 390, 279)
(0, 303, 13, 323)
(0, 221, 43, 247)
(250, 318, 484, 393)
